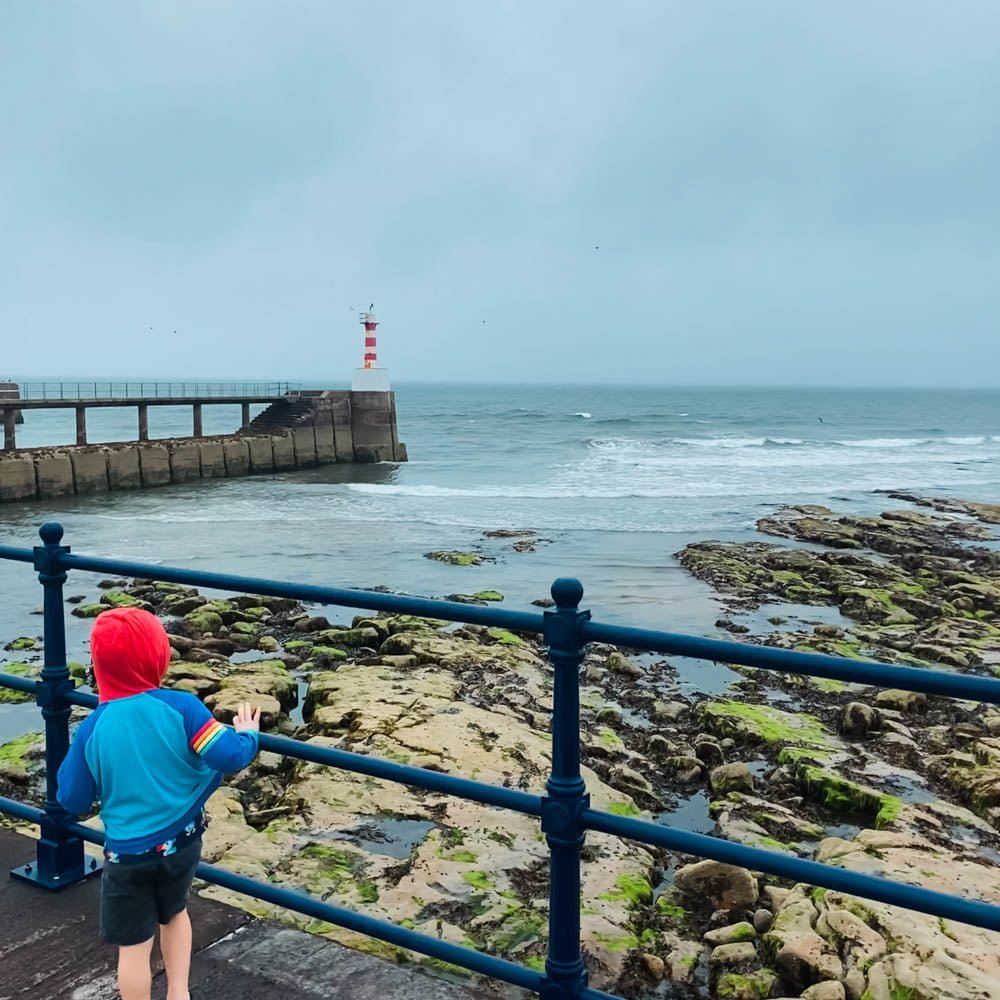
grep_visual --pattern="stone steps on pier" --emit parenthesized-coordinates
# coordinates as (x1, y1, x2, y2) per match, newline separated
(244, 397, 317, 434)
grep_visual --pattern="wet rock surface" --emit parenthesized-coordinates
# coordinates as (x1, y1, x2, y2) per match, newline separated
(5, 497, 1000, 997)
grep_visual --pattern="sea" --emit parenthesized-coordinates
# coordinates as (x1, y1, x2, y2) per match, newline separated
(2, 383, 1000, 742)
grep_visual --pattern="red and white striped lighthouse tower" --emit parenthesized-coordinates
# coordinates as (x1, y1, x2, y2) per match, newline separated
(352, 305, 391, 391)
(361, 309, 378, 368)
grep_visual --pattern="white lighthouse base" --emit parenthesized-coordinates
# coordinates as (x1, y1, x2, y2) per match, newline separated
(352, 368, 391, 392)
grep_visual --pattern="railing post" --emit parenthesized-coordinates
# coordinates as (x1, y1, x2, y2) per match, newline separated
(2, 407, 15, 452)
(541, 578, 590, 1000)
(11, 523, 100, 890)
(75, 405, 87, 446)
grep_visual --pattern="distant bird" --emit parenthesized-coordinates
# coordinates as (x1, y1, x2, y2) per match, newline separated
(595, 245, 599, 250)
(818, 417, 824, 424)
(369, 302, 374, 310)
(482, 319, 486, 324)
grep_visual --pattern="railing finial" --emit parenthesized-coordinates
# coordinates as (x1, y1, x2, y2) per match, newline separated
(551, 577, 583, 609)
(39, 522, 64, 546)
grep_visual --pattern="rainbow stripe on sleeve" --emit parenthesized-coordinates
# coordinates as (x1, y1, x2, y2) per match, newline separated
(190, 719, 227, 756)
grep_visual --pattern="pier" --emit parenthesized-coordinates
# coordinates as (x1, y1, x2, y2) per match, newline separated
(0, 381, 406, 503)
(2, 382, 296, 450)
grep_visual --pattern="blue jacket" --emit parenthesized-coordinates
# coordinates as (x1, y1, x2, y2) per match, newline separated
(56, 689, 258, 854)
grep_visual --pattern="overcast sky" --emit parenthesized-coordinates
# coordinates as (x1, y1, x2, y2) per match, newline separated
(2, 2, 998, 386)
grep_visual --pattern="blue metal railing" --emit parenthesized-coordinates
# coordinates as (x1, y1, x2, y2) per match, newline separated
(10, 382, 300, 401)
(2, 524, 1000, 999)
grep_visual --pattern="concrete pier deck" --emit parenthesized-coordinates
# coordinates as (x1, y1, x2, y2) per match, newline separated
(0, 829, 481, 1000)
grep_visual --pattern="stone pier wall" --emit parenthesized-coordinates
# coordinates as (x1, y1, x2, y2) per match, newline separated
(307, 390, 407, 464)
(0, 428, 387, 504)
(0, 391, 406, 504)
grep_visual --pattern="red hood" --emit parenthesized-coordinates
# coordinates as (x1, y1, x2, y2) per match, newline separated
(91, 607, 172, 702)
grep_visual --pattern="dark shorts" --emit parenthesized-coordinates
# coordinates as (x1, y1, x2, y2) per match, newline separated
(100, 837, 202, 946)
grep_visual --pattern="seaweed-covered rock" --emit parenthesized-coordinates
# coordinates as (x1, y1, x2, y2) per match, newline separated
(0, 731, 46, 788)
(183, 610, 224, 635)
(882, 492, 1000, 525)
(100, 591, 154, 612)
(71, 603, 109, 619)
(699, 701, 839, 754)
(424, 551, 492, 566)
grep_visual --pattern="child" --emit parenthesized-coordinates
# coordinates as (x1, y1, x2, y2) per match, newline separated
(57, 606, 261, 1000)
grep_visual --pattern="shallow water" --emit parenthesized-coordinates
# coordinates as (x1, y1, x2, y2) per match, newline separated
(4, 384, 1000, 797)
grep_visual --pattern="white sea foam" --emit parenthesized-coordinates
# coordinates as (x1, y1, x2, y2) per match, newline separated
(585, 433, 1000, 453)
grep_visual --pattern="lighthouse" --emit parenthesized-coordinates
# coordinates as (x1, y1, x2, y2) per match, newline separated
(351, 305, 391, 391)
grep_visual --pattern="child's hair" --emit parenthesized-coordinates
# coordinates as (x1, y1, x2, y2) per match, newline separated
(90, 607, 172, 702)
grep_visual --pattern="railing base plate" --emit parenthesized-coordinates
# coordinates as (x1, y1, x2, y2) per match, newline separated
(10, 859, 102, 892)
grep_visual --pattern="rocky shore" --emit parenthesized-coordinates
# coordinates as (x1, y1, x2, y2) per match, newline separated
(3, 501, 1000, 998)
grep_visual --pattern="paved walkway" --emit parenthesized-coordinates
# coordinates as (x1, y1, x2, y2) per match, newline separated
(0, 829, 484, 1000)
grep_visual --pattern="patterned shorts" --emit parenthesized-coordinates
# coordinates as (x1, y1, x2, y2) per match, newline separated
(100, 815, 207, 946)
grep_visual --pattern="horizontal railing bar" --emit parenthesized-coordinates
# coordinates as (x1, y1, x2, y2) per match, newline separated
(0, 672, 40, 695)
(196, 862, 544, 991)
(0, 797, 544, 993)
(583, 622, 1000, 706)
(56, 553, 546, 632)
(0, 546, 35, 564)
(9, 547, 997, 710)
(61, 689, 544, 815)
(583, 809, 1000, 933)
(67, 688, 98, 708)
(258, 733, 544, 816)
(0, 795, 45, 825)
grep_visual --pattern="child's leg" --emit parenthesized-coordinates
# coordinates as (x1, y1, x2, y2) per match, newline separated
(117, 937, 155, 1000)
(159, 908, 193, 1000)
(155, 837, 202, 1000)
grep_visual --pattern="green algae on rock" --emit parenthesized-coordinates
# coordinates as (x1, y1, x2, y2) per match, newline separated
(0, 730, 46, 784)
(424, 551, 492, 566)
(0, 662, 35, 703)
(5, 637, 38, 651)
(100, 591, 154, 612)
(699, 701, 837, 752)
(183, 610, 224, 634)
(71, 603, 108, 619)
(0, 660, 86, 703)
(786, 760, 904, 828)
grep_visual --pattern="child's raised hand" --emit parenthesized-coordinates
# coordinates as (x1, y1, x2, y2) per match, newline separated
(233, 702, 261, 733)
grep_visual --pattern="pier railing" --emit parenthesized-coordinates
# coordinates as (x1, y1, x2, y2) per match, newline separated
(2, 525, 1000, 999)
(12, 381, 300, 401)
